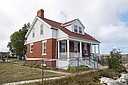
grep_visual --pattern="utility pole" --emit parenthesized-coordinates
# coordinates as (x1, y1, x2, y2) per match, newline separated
(42, 59, 44, 85)
(77, 57, 79, 72)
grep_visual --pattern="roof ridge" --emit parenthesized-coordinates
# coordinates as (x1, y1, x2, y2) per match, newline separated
(43, 18, 62, 24)
(62, 19, 78, 25)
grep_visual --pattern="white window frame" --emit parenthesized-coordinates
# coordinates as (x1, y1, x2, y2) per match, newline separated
(40, 24, 43, 35)
(42, 40, 47, 55)
(61, 41, 66, 53)
(32, 31, 35, 38)
(74, 25, 78, 33)
(79, 27, 82, 34)
(30, 43, 33, 53)
(84, 44, 88, 55)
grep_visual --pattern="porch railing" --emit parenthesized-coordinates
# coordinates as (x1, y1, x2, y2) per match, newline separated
(59, 52, 81, 59)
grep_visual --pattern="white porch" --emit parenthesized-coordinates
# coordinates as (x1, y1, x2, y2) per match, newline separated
(56, 38, 100, 69)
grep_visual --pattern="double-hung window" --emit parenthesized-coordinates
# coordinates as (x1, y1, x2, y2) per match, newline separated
(61, 41, 66, 53)
(40, 24, 43, 35)
(32, 31, 35, 37)
(74, 25, 78, 33)
(84, 44, 88, 55)
(42, 41, 47, 55)
(79, 27, 82, 34)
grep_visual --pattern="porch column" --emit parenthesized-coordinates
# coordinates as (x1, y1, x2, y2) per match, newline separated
(67, 40, 69, 59)
(94, 45, 96, 54)
(98, 44, 100, 55)
(90, 43, 93, 54)
(97, 44, 100, 68)
(58, 41, 60, 59)
(80, 42, 82, 57)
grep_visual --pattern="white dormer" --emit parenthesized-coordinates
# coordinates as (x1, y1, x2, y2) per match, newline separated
(62, 19, 85, 34)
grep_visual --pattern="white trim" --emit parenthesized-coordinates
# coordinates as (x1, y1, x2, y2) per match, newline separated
(42, 53, 47, 55)
(26, 58, 56, 61)
(26, 38, 48, 45)
(42, 40, 47, 55)
(25, 17, 37, 38)
(58, 41, 60, 58)
(25, 16, 52, 38)
(69, 36, 100, 44)
(61, 41, 66, 53)
(30, 43, 33, 53)
(37, 17, 51, 28)
(42, 40, 47, 43)
(67, 40, 69, 58)
(80, 42, 82, 57)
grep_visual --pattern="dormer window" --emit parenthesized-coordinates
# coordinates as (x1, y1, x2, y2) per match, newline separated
(79, 27, 82, 33)
(74, 25, 77, 32)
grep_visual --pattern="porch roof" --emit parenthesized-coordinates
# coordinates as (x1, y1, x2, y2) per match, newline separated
(40, 17, 100, 43)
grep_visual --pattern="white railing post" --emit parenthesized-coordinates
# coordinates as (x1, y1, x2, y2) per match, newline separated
(67, 40, 69, 59)
(80, 42, 82, 57)
(58, 41, 60, 59)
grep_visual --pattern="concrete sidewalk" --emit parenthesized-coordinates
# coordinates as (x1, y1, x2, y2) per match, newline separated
(45, 70, 71, 75)
(2, 76, 65, 85)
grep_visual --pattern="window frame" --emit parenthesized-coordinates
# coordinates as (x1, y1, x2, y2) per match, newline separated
(30, 43, 33, 53)
(32, 31, 35, 38)
(84, 44, 88, 55)
(42, 40, 47, 55)
(79, 27, 82, 34)
(74, 25, 78, 33)
(61, 41, 66, 53)
(40, 24, 43, 35)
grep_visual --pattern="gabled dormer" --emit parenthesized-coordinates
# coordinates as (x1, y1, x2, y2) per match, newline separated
(61, 19, 85, 35)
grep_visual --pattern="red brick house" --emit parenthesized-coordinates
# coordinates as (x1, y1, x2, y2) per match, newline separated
(25, 9, 100, 69)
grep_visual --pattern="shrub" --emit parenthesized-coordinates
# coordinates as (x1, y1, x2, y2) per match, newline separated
(114, 65, 126, 73)
(108, 49, 122, 69)
(33, 64, 39, 68)
(67, 65, 90, 73)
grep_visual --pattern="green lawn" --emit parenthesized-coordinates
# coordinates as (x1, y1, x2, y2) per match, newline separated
(0, 61, 63, 84)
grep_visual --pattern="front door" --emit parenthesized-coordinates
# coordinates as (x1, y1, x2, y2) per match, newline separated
(74, 42, 78, 57)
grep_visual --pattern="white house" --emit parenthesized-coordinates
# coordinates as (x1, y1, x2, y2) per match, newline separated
(25, 9, 100, 69)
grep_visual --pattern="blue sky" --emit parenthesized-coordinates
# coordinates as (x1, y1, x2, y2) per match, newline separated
(0, 0, 128, 54)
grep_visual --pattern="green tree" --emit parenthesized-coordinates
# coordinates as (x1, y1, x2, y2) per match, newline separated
(108, 49, 122, 69)
(7, 23, 30, 60)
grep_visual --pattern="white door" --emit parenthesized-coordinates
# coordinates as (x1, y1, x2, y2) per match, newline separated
(74, 42, 78, 57)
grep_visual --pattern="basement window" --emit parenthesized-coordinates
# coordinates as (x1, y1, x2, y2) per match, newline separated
(30, 43, 33, 53)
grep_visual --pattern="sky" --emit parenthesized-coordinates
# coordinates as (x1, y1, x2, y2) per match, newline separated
(0, 0, 128, 54)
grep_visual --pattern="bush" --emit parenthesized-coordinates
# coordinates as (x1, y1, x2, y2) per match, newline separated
(33, 64, 39, 68)
(67, 65, 90, 73)
(114, 65, 126, 73)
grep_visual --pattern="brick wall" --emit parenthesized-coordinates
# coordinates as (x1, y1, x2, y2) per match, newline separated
(26, 38, 57, 67)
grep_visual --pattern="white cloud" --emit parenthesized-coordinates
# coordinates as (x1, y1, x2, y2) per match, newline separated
(0, 0, 128, 54)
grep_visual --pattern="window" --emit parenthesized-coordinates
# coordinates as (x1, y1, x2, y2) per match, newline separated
(32, 31, 35, 37)
(74, 25, 77, 32)
(79, 27, 82, 33)
(40, 24, 43, 35)
(42, 41, 46, 54)
(84, 44, 88, 55)
(30, 44, 33, 53)
(61, 41, 66, 52)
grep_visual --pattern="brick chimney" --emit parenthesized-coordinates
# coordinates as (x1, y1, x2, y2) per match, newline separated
(37, 9, 44, 19)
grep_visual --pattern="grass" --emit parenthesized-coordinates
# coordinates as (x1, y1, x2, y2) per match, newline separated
(21, 69, 120, 85)
(0, 61, 63, 84)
